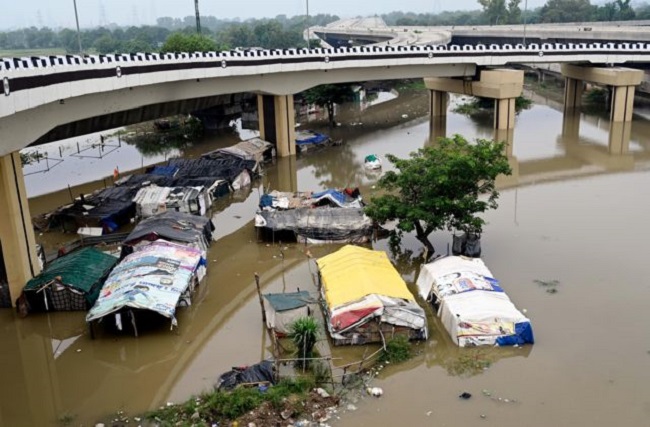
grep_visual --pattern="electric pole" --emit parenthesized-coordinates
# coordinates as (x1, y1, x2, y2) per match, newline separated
(194, 0, 201, 34)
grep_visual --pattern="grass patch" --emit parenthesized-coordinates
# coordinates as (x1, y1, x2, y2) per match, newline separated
(447, 350, 493, 377)
(147, 377, 316, 425)
(379, 335, 412, 364)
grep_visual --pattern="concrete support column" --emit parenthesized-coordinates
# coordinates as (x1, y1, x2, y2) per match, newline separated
(495, 98, 516, 130)
(0, 152, 40, 305)
(428, 90, 448, 143)
(564, 77, 584, 111)
(609, 121, 632, 155)
(425, 69, 523, 131)
(257, 94, 296, 157)
(610, 85, 636, 122)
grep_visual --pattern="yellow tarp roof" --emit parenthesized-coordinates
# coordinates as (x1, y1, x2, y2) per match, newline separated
(316, 245, 415, 308)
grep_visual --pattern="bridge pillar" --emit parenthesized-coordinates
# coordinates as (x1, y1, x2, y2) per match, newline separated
(257, 94, 296, 157)
(561, 65, 643, 122)
(0, 152, 41, 306)
(427, 90, 448, 143)
(425, 69, 524, 131)
(564, 78, 584, 111)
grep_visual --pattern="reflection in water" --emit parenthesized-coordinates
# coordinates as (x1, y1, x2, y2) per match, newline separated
(3, 90, 650, 426)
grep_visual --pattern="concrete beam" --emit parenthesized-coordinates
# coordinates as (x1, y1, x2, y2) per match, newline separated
(560, 64, 644, 87)
(0, 152, 40, 305)
(424, 69, 524, 100)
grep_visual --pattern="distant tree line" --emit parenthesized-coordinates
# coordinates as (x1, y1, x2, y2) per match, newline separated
(1, 2, 649, 55)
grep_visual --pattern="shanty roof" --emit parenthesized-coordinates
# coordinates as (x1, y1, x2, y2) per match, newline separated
(24, 247, 118, 296)
(264, 291, 313, 312)
(316, 245, 415, 308)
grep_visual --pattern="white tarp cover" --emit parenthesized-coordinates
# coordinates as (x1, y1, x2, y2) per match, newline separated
(416, 256, 534, 347)
(416, 256, 495, 300)
(86, 240, 205, 326)
(133, 185, 211, 218)
(438, 291, 531, 347)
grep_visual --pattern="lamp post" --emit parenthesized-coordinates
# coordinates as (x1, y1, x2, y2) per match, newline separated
(72, 0, 82, 53)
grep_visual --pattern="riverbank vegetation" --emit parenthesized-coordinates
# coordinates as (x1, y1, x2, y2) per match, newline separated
(365, 135, 512, 257)
(453, 95, 532, 116)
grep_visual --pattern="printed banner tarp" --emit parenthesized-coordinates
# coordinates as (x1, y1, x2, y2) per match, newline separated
(86, 241, 203, 326)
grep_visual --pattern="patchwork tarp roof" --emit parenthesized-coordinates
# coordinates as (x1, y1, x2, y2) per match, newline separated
(317, 245, 415, 308)
(24, 247, 118, 307)
(86, 240, 204, 325)
(203, 137, 273, 163)
(255, 207, 373, 243)
(123, 211, 214, 253)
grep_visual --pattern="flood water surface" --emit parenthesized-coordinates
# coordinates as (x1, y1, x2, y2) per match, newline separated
(3, 90, 650, 426)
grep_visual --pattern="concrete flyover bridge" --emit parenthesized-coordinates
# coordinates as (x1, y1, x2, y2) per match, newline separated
(1, 42, 650, 303)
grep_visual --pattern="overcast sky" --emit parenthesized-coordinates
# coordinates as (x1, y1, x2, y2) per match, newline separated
(1, 0, 550, 30)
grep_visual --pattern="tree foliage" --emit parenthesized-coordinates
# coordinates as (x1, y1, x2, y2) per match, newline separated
(364, 135, 511, 255)
(478, 0, 522, 24)
(301, 84, 357, 127)
(160, 32, 217, 53)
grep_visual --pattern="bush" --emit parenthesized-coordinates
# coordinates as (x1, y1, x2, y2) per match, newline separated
(380, 335, 412, 364)
(288, 317, 320, 366)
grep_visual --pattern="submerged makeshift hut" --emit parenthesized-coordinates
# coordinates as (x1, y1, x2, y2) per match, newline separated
(202, 137, 274, 166)
(132, 185, 212, 218)
(19, 247, 118, 314)
(121, 210, 214, 256)
(263, 291, 315, 336)
(316, 245, 427, 346)
(255, 188, 372, 243)
(416, 256, 534, 347)
(86, 240, 206, 334)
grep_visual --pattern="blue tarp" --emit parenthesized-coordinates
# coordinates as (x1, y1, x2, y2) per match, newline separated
(295, 131, 329, 146)
(496, 322, 535, 346)
(149, 165, 179, 177)
(311, 189, 347, 206)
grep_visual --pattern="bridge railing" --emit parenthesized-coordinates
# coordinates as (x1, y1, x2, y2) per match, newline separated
(2, 42, 650, 74)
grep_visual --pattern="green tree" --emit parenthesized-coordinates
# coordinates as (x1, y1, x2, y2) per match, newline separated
(302, 84, 357, 127)
(160, 32, 217, 53)
(478, 0, 508, 24)
(93, 35, 119, 54)
(364, 135, 512, 256)
(538, 0, 594, 22)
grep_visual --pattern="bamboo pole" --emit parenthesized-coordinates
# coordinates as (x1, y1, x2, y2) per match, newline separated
(254, 273, 267, 324)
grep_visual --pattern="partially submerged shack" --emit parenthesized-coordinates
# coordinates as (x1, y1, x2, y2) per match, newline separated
(86, 240, 206, 334)
(263, 291, 315, 336)
(121, 211, 215, 257)
(416, 256, 534, 347)
(202, 137, 274, 165)
(132, 185, 212, 218)
(255, 189, 373, 243)
(316, 245, 427, 346)
(19, 247, 118, 314)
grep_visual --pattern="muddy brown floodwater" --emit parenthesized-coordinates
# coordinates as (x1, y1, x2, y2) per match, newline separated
(2, 88, 650, 427)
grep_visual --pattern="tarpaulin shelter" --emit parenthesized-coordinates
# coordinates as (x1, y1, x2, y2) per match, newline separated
(86, 240, 206, 331)
(202, 137, 274, 167)
(295, 130, 331, 152)
(258, 189, 362, 211)
(167, 157, 257, 190)
(121, 211, 215, 256)
(20, 247, 118, 313)
(316, 245, 427, 345)
(416, 256, 534, 347)
(255, 207, 373, 244)
(132, 185, 212, 218)
(43, 186, 136, 233)
(263, 291, 315, 335)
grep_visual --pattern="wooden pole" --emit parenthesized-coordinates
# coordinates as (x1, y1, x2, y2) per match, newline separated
(254, 273, 267, 324)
